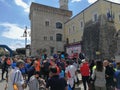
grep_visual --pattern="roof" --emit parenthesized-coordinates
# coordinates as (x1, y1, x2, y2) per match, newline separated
(65, 0, 120, 24)
(30, 2, 72, 17)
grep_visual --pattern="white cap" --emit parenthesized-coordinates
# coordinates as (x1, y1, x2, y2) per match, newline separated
(82, 59, 85, 63)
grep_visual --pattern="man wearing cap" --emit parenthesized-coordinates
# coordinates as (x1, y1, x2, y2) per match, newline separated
(80, 59, 90, 90)
(46, 66, 67, 90)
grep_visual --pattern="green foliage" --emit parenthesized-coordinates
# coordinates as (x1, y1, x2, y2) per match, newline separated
(16, 48, 25, 55)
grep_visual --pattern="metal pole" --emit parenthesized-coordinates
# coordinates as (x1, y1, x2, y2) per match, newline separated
(24, 26, 27, 57)
(25, 37, 27, 48)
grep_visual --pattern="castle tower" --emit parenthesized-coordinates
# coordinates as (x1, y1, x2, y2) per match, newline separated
(59, 0, 68, 10)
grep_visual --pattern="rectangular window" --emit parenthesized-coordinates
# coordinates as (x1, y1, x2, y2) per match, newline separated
(45, 21, 49, 26)
(50, 47, 54, 55)
(92, 12, 98, 22)
(119, 15, 120, 22)
(56, 34, 62, 41)
(69, 28, 71, 34)
(44, 36, 47, 40)
(56, 22, 62, 29)
(50, 36, 53, 40)
(73, 26, 75, 31)
(94, 14, 98, 21)
(80, 21, 83, 27)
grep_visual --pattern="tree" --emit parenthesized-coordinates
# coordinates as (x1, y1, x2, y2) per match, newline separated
(16, 48, 25, 55)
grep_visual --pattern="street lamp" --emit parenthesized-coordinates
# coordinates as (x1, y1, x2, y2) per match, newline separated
(24, 26, 27, 48)
(23, 26, 27, 56)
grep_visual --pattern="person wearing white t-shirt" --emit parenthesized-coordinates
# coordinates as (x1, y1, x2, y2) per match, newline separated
(65, 60, 77, 90)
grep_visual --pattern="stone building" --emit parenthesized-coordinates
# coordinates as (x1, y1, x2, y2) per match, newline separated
(65, 0, 120, 59)
(29, 0, 72, 56)
(30, 0, 120, 59)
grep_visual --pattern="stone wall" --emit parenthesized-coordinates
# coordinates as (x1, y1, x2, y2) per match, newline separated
(82, 15, 117, 60)
(30, 2, 72, 56)
(82, 21, 100, 59)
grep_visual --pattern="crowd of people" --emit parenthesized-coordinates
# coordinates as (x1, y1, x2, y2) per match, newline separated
(80, 59, 120, 90)
(0, 54, 78, 90)
(0, 54, 120, 90)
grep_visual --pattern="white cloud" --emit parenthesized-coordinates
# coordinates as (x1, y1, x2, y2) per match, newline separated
(9, 41, 25, 50)
(14, 0, 30, 13)
(71, 0, 81, 3)
(87, 0, 97, 4)
(87, 0, 120, 4)
(108, 0, 120, 3)
(0, 22, 30, 40)
(0, 22, 31, 50)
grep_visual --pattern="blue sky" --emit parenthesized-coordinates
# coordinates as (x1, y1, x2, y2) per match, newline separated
(0, 0, 120, 50)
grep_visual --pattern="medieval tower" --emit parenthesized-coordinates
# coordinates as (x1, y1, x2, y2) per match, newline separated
(30, 0, 72, 56)
(59, 0, 68, 10)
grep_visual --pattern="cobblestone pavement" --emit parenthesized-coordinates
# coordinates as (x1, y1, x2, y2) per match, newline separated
(0, 69, 85, 90)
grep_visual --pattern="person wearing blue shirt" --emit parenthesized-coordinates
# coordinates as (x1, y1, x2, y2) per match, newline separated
(11, 62, 16, 69)
(114, 63, 120, 90)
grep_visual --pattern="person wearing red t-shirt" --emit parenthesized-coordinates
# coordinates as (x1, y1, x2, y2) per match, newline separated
(80, 59, 90, 90)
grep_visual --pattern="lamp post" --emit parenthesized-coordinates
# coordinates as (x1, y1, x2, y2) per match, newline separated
(24, 26, 27, 56)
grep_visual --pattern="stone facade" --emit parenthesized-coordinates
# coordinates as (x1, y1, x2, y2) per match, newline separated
(30, 0, 120, 59)
(65, 0, 120, 60)
(29, 2, 72, 56)
(82, 15, 117, 59)
(59, 0, 68, 10)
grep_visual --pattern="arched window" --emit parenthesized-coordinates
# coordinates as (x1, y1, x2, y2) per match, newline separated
(56, 34, 62, 41)
(56, 22, 62, 29)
